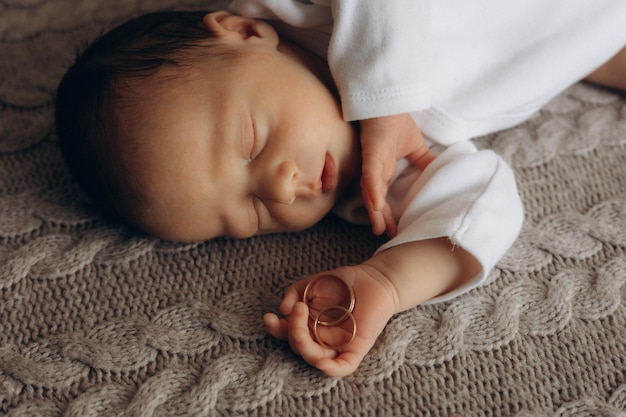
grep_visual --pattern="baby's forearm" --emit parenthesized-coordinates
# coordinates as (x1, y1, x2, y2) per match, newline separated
(362, 238, 482, 313)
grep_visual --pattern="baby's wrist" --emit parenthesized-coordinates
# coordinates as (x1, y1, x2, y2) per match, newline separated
(357, 260, 405, 316)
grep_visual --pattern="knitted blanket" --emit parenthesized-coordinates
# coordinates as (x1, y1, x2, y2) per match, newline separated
(1, 1, 625, 415)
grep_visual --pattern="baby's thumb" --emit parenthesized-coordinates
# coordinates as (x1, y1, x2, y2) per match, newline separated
(407, 146, 435, 171)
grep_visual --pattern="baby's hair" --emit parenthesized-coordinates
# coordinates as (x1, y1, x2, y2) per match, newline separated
(55, 10, 235, 222)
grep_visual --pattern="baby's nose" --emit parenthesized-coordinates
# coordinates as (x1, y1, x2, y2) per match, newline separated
(266, 160, 299, 205)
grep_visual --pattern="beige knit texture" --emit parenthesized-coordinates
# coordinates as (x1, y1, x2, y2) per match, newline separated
(1, 1, 626, 415)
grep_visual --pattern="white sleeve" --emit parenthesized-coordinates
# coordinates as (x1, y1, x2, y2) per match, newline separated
(328, 0, 433, 121)
(378, 141, 524, 304)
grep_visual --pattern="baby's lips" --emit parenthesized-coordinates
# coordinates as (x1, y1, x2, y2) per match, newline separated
(321, 152, 337, 193)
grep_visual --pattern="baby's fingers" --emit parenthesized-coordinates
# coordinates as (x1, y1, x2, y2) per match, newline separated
(287, 302, 337, 361)
(365, 199, 387, 236)
(361, 175, 395, 236)
(381, 202, 397, 238)
(279, 282, 306, 316)
(264, 312, 288, 340)
(406, 143, 436, 171)
(287, 303, 367, 377)
(360, 168, 387, 213)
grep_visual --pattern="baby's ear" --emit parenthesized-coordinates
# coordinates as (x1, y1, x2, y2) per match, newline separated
(202, 11, 278, 47)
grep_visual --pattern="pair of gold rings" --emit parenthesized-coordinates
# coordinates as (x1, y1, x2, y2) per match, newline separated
(302, 275, 357, 350)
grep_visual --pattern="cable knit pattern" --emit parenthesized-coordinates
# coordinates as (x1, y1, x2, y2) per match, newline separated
(1, 1, 626, 415)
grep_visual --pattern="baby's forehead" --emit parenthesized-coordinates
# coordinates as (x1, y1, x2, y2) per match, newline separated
(112, 66, 202, 125)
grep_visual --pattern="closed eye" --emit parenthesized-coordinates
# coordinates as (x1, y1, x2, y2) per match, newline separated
(245, 112, 258, 161)
(248, 111, 269, 161)
(239, 111, 254, 163)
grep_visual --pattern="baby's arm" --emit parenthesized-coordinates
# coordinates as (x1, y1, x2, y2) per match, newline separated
(264, 237, 479, 377)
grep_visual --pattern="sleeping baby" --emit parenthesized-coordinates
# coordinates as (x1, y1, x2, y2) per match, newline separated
(54, 1, 626, 375)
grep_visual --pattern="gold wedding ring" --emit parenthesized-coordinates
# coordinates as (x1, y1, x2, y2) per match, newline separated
(302, 274, 357, 350)
(312, 306, 357, 351)
(302, 274, 355, 326)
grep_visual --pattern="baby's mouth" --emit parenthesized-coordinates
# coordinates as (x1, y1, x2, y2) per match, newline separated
(321, 152, 338, 193)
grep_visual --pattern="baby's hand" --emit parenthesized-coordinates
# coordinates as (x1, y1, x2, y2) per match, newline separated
(359, 114, 435, 236)
(264, 266, 397, 377)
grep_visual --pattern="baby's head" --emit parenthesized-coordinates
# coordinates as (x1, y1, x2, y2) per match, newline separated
(56, 11, 360, 241)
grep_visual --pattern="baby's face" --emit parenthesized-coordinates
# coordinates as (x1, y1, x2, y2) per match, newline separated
(123, 16, 360, 241)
